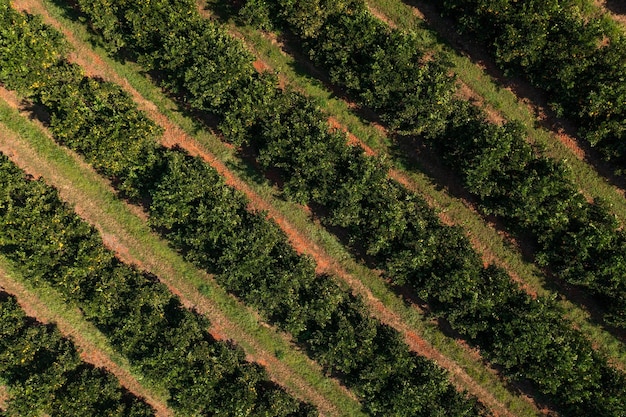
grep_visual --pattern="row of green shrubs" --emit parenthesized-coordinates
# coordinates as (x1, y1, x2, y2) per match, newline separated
(0, 147, 312, 416)
(48, 0, 626, 413)
(0, 2, 486, 415)
(239, 0, 626, 329)
(0, 289, 153, 416)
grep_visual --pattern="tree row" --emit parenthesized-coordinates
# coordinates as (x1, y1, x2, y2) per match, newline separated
(235, 0, 626, 328)
(45, 0, 626, 413)
(0, 2, 486, 415)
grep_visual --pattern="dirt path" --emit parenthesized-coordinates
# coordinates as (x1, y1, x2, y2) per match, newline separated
(0, 385, 8, 410)
(0, 267, 172, 417)
(12, 2, 539, 415)
(366, 4, 398, 29)
(0, 87, 347, 417)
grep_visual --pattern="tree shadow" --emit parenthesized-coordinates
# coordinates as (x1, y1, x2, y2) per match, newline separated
(605, 0, 626, 15)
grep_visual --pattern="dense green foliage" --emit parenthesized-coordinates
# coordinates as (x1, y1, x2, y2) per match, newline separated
(235, 0, 626, 328)
(0, 155, 313, 416)
(435, 0, 626, 170)
(0, 291, 154, 417)
(36, 0, 626, 413)
(0, 2, 485, 415)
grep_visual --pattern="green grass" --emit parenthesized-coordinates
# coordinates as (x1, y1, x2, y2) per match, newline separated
(0, 98, 364, 417)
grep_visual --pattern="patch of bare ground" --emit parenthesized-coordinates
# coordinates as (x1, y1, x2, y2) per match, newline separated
(455, 81, 506, 126)
(0, 385, 8, 410)
(365, 4, 398, 29)
(0, 269, 172, 417)
(397, 0, 626, 197)
(0, 95, 345, 417)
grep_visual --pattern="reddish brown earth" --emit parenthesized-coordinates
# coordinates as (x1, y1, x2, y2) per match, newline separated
(0, 269, 173, 417)
(455, 81, 506, 126)
(366, 4, 398, 29)
(0, 385, 8, 410)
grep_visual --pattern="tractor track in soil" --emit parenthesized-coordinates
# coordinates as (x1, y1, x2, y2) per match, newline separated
(12, 1, 533, 415)
(0, 265, 173, 417)
(0, 385, 9, 410)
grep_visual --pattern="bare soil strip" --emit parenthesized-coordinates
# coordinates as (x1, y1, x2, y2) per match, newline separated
(0, 89, 347, 417)
(0, 385, 8, 410)
(13, 1, 538, 415)
(0, 265, 172, 417)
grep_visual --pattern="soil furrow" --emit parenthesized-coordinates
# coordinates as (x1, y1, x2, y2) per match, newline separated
(0, 385, 8, 410)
